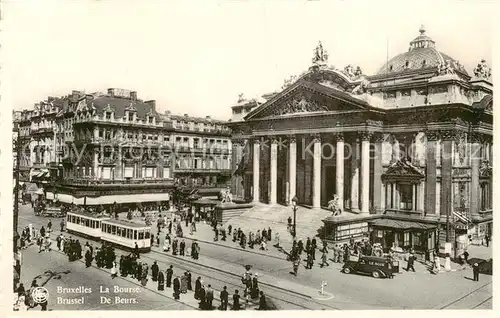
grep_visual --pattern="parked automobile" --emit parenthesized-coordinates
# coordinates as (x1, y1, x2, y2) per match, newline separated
(342, 255, 398, 278)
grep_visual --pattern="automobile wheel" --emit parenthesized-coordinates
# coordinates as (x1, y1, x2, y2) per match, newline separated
(343, 267, 351, 274)
(372, 271, 380, 278)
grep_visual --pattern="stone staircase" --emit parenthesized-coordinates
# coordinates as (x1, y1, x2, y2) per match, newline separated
(223, 203, 331, 243)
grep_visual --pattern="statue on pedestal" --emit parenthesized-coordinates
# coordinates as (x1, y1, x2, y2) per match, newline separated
(327, 195, 342, 216)
(220, 188, 233, 204)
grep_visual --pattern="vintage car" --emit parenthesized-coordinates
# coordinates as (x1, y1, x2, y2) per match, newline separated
(342, 255, 398, 278)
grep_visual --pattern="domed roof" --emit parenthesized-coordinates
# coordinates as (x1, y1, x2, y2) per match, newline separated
(376, 25, 468, 76)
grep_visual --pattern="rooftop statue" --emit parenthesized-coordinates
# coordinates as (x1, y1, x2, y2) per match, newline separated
(282, 75, 297, 90)
(351, 78, 371, 95)
(473, 59, 492, 80)
(237, 93, 246, 103)
(312, 41, 329, 65)
(436, 60, 456, 76)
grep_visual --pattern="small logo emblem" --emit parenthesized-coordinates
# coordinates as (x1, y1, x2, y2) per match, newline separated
(31, 287, 49, 304)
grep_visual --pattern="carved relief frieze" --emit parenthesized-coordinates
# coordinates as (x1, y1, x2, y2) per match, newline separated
(271, 93, 329, 116)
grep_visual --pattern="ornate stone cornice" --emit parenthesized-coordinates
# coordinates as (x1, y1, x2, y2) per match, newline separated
(470, 132, 485, 144)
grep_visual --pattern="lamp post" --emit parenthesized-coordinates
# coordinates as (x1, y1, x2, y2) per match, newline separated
(291, 195, 298, 239)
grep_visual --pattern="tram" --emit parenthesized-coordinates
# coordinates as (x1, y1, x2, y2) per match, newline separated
(100, 219, 152, 252)
(65, 211, 152, 252)
(66, 211, 110, 239)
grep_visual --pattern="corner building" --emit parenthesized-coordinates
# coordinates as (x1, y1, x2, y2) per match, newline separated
(229, 27, 492, 260)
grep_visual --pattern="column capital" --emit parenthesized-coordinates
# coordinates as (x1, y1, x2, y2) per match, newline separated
(425, 130, 440, 141)
(288, 134, 297, 144)
(359, 131, 374, 141)
(334, 132, 344, 142)
(270, 136, 280, 144)
(470, 132, 485, 144)
(311, 133, 321, 143)
(233, 138, 246, 146)
(252, 138, 261, 145)
(439, 130, 456, 141)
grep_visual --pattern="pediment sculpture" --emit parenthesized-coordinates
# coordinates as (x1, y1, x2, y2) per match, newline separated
(351, 78, 371, 95)
(473, 59, 492, 80)
(342, 65, 363, 80)
(272, 95, 329, 116)
(282, 75, 298, 90)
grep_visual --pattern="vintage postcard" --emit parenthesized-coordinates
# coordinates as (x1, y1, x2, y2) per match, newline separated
(2, 0, 495, 313)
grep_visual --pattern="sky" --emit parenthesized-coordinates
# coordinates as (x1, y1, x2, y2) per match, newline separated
(2, 0, 495, 120)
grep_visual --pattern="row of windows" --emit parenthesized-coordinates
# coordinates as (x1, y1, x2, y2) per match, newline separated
(101, 223, 151, 240)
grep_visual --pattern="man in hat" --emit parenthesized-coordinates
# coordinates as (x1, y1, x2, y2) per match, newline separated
(151, 261, 159, 282)
(166, 265, 173, 288)
(220, 286, 229, 310)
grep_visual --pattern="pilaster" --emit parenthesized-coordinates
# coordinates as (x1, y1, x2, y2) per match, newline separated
(425, 131, 439, 215)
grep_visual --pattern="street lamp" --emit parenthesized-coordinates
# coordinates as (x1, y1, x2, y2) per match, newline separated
(291, 195, 298, 239)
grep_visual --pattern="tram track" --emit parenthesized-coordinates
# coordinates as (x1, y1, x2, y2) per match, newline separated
(438, 281, 492, 309)
(18, 214, 338, 310)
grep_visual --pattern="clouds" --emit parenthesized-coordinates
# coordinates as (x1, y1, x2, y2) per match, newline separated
(3, 0, 494, 119)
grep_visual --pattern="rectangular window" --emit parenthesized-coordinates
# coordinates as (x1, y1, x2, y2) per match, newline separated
(399, 184, 413, 210)
(404, 232, 410, 247)
(134, 230, 137, 240)
(138, 230, 144, 240)
(106, 112, 111, 120)
(128, 113, 134, 121)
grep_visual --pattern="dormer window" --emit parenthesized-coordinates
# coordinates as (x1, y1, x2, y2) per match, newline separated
(128, 113, 134, 121)
(105, 112, 111, 120)
(422, 60, 427, 68)
(389, 65, 393, 72)
(148, 116, 153, 124)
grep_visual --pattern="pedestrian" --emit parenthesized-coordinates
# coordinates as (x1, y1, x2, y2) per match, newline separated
(433, 251, 441, 273)
(47, 220, 52, 233)
(206, 284, 214, 309)
(166, 265, 173, 288)
(60, 219, 65, 232)
(180, 239, 186, 256)
(220, 286, 229, 310)
(198, 284, 206, 309)
(158, 270, 165, 291)
(228, 225, 232, 236)
(485, 235, 490, 247)
(186, 271, 192, 290)
(134, 242, 140, 258)
(463, 250, 469, 265)
(111, 261, 118, 279)
(293, 258, 299, 276)
(406, 251, 416, 272)
(180, 273, 188, 294)
(275, 232, 280, 248)
(251, 273, 259, 299)
(194, 277, 202, 300)
(163, 234, 171, 252)
(232, 289, 241, 310)
(258, 291, 267, 310)
(473, 263, 480, 281)
(151, 261, 159, 282)
(173, 276, 181, 300)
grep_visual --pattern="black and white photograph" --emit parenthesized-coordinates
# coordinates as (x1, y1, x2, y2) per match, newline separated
(4, 0, 494, 312)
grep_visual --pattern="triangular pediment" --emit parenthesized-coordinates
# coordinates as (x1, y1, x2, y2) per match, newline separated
(382, 158, 424, 182)
(244, 80, 370, 120)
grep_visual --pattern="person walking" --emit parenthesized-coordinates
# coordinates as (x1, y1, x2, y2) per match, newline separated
(151, 261, 159, 282)
(173, 276, 181, 300)
(258, 291, 267, 310)
(485, 235, 490, 247)
(110, 261, 118, 279)
(158, 270, 165, 291)
(473, 263, 480, 281)
(220, 286, 229, 310)
(406, 251, 416, 272)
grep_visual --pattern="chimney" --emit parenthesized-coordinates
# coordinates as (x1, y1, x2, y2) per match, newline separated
(107, 88, 115, 97)
(206, 116, 211, 120)
(145, 100, 156, 110)
(130, 91, 137, 101)
(184, 113, 189, 117)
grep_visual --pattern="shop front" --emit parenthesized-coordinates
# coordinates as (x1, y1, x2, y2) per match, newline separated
(369, 218, 437, 261)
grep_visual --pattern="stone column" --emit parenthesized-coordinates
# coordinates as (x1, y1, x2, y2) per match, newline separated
(470, 133, 482, 217)
(440, 130, 454, 241)
(351, 138, 360, 212)
(312, 134, 322, 208)
(412, 184, 417, 210)
(360, 132, 371, 213)
(288, 135, 297, 204)
(425, 131, 439, 215)
(253, 139, 260, 202)
(335, 133, 344, 212)
(372, 134, 384, 213)
(116, 147, 123, 179)
(93, 150, 99, 179)
(270, 138, 278, 204)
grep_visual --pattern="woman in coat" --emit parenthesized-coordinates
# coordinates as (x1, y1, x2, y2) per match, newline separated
(163, 234, 171, 252)
(186, 271, 192, 291)
(194, 277, 202, 299)
(157, 270, 165, 291)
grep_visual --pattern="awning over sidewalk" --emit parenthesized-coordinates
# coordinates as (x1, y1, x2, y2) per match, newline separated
(370, 218, 436, 230)
(53, 192, 170, 205)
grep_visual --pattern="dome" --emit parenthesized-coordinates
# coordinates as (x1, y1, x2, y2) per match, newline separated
(376, 25, 468, 76)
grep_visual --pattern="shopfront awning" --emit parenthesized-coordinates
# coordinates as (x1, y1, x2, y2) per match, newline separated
(370, 218, 436, 230)
(54, 192, 170, 205)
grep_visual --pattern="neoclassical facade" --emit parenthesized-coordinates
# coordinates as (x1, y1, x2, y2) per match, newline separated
(230, 27, 492, 258)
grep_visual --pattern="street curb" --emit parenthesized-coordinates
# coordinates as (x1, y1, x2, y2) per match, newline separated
(433, 281, 492, 309)
(149, 248, 314, 300)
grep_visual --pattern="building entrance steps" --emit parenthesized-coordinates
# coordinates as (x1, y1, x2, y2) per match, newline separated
(225, 203, 332, 244)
